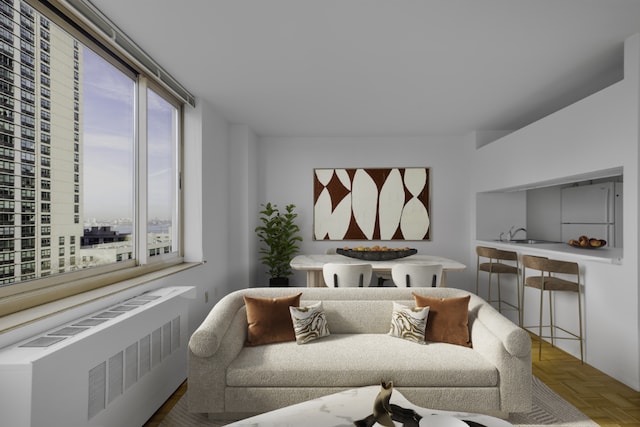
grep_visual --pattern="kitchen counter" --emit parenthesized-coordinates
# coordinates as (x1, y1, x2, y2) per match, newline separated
(476, 239, 623, 264)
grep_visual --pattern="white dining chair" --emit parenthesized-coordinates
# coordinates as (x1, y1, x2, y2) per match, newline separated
(322, 263, 373, 287)
(391, 263, 443, 288)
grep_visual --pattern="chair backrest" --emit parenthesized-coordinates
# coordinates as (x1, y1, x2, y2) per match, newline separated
(391, 263, 443, 287)
(322, 263, 373, 287)
(476, 246, 518, 262)
(522, 255, 579, 276)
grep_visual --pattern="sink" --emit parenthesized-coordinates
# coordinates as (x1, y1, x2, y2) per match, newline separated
(494, 239, 560, 244)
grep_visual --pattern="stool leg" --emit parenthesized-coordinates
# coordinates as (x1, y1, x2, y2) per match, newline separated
(522, 268, 527, 330)
(521, 282, 526, 329)
(549, 290, 554, 348)
(516, 272, 522, 327)
(577, 286, 584, 364)
(475, 260, 480, 295)
(538, 287, 544, 361)
(487, 265, 493, 304)
(497, 272, 502, 312)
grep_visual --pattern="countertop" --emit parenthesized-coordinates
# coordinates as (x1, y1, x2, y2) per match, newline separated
(476, 239, 623, 265)
(291, 254, 466, 271)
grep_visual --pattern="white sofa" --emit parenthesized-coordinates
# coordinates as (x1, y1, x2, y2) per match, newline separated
(188, 287, 532, 418)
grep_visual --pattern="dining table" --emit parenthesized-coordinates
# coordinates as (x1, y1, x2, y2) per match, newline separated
(290, 253, 466, 287)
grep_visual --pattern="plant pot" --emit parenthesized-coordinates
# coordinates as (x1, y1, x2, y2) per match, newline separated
(269, 277, 289, 287)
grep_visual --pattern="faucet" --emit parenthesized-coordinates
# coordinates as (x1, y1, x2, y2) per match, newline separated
(505, 226, 526, 241)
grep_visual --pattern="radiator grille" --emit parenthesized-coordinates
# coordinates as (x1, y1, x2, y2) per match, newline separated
(19, 293, 161, 348)
(87, 316, 181, 420)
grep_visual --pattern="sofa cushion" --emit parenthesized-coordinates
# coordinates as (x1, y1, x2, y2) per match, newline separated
(227, 334, 497, 388)
(320, 300, 405, 334)
(289, 301, 330, 344)
(413, 293, 471, 347)
(244, 293, 302, 346)
(388, 302, 429, 344)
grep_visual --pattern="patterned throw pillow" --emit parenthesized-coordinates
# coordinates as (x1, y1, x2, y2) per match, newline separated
(289, 301, 330, 344)
(388, 302, 429, 344)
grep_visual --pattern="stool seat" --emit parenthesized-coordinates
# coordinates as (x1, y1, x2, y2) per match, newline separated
(524, 276, 579, 292)
(479, 262, 519, 275)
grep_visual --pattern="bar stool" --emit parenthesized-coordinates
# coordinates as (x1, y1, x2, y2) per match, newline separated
(475, 246, 521, 325)
(521, 255, 583, 363)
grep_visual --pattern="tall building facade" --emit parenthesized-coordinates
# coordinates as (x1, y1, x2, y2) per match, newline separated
(0, 0, 82, 285)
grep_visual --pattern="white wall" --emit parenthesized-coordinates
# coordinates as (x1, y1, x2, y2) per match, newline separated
(470, 34, 640, 390)
(255, 136, 475, 290)
(476, 192, 527, 241)
(182, 99, 232, 329)
(229, 125, 259, 288)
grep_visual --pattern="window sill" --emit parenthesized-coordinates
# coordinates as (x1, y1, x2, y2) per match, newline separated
(0, 262, 201, 335)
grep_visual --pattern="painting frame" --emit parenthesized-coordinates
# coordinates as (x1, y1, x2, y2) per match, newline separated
(313, 167, 431, 241)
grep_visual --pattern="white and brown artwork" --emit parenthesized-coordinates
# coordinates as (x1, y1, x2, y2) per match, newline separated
(313, 168, 430, 241)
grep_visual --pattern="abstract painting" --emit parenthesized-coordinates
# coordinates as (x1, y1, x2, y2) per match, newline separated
(313, 167, 430, 241)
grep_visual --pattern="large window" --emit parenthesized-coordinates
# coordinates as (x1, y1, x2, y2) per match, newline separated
(0, 0, 184, 316)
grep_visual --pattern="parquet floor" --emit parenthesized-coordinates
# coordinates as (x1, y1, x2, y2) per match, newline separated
(143, 380, 187, 427)
(529, 334, 640, 426)
(143, 333, 640, 427)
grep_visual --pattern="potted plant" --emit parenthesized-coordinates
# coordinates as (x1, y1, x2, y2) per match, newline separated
(255, 202, 303, 287)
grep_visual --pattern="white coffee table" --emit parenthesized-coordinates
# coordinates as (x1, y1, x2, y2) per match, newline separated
(223, 386, 513, 426)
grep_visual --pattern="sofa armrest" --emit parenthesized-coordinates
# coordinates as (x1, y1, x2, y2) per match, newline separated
(473, 304, 530, 358)
(469, 295, 532, 413)
(189, 328, 217, 358)
(498, 325, 530, 358)
(188, 295, 248, 414)
(189, 316, 222, 358)
(189, 291, 246, 357)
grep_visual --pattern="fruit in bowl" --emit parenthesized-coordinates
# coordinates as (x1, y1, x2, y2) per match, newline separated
(568, 236, 606, 248)
(342, 246, 411, 252)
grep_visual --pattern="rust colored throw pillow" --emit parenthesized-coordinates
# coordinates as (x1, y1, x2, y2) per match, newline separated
(244, 293, 302, 346)
(412, 293, 472, 347)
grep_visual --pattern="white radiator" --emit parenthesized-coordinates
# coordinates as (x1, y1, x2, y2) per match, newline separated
(0, 286, 195, 427)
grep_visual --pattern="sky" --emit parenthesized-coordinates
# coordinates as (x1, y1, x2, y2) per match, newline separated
(81, 48, 176, 222)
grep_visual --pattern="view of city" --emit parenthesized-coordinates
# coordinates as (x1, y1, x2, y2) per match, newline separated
(0, 0, 176, 286)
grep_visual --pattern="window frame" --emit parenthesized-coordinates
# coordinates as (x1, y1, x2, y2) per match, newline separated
(0, 0, 186, 318)
(136, 76, 184, 266)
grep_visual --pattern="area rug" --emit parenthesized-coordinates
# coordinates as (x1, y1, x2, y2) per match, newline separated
(159, 377, 598, 427)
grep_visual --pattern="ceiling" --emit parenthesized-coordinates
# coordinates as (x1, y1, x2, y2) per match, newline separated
(88, 0, 640, 137)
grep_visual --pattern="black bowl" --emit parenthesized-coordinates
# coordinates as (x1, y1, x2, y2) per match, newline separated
(336, 248, 417, 261)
